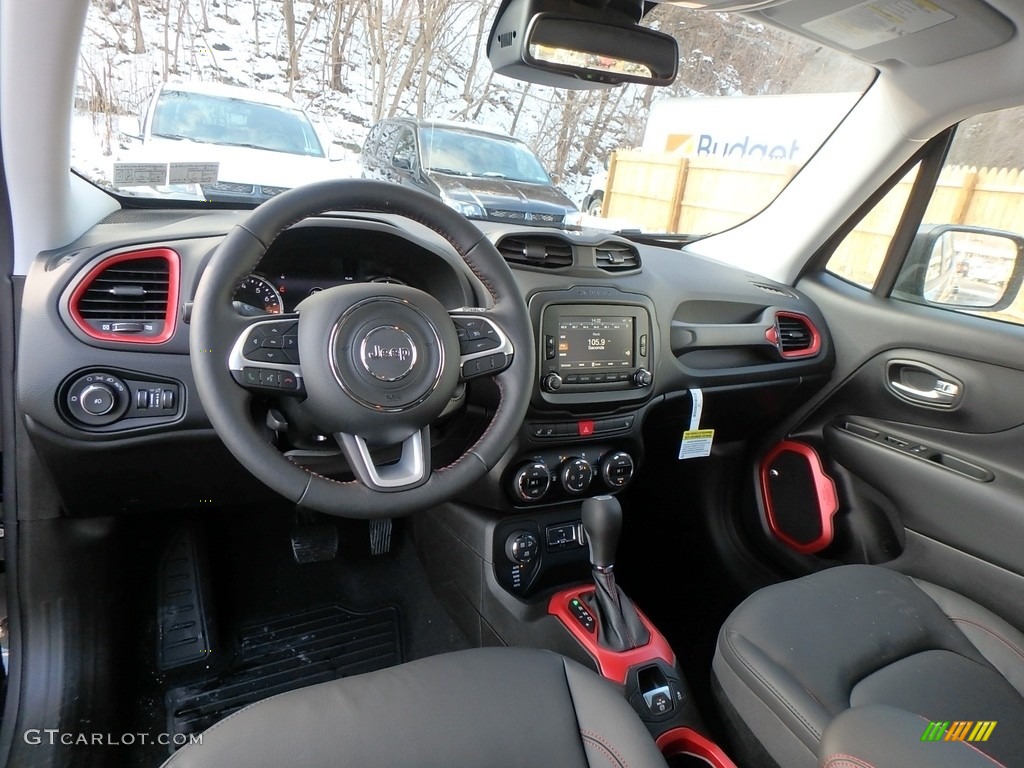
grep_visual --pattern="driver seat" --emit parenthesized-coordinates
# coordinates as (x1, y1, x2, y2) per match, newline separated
(161, 646, 670, 768)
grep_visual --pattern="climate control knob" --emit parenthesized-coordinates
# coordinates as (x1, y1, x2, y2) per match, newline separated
(561, 458, 594, 494)
(505, 531, 539, 564)
(601, 451, 635, 488)
(633, 368, 653, 387)
(542, 373, 563, 392)
(513, 462, 551, 502)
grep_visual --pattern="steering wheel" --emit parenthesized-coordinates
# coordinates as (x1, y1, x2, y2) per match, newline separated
(190, 179, 534, 518)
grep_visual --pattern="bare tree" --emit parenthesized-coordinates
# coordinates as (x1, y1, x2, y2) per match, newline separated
(328, 0, 360, 91)
(252, 0, 261, 58)
(282, 0, 324, 97)
(128, 0, 146, 54)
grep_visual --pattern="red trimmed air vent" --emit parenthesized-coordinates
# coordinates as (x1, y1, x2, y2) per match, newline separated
(765, 311, 820, 359)
(68, 248, 179, 344)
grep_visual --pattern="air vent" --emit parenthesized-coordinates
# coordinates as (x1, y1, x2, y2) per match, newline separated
(496, 236, 574, 268)
(68, 248, 180, 344)
(769, 312, 821, 359)
(595, 242, 640, 272)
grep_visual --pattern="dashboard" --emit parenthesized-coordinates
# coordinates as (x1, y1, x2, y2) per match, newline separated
(17, 207, 835, 544)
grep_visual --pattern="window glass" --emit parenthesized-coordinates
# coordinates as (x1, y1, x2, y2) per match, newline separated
(71, 0, 874, 232)
(893, 106, 1024, 326)
(826, 165, 919, 289)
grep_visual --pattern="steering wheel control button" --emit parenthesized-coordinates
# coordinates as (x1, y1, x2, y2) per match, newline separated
(461, 352, 508, 379)
(453, 316, 502, 356)
(561, 458, 593, 494)
(601, 452, 636, 488)
(505, 531, 540, 564)
(568, 598, 597, 633)
(359, 326, 418, 382)
(233, 367, 302, 395)
(513, 462, 551, 502)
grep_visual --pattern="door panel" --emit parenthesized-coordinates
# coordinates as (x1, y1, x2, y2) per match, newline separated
(775, 271, 1024, 626)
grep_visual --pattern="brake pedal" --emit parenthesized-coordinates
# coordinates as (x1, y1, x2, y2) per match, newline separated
(290, 524, 339, 564)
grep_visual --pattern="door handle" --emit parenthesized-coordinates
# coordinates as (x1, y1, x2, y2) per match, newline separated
(885, 360, 963, 409)
(889, 379, 959, 405)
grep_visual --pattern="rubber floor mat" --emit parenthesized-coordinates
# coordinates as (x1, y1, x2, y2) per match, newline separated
(166, 604, 401, 738)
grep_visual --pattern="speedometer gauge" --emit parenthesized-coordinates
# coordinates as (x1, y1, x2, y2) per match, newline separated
(234, 275, 283, 314)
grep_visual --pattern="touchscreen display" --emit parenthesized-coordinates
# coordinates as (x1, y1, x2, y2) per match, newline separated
(558, 317, 633, 370)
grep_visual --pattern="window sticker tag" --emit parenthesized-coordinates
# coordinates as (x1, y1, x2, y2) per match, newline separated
(679, 388, 714, 459)
(113, 163, 168, 187)
(168, 162, 219, 185)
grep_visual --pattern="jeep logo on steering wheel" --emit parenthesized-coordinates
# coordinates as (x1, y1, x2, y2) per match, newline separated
(359, 326, 418, 382)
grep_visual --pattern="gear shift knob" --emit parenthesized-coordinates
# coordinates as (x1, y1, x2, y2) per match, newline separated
(581, 495, 622, 571)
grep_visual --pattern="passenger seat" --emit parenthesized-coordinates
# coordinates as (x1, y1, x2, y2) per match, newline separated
(712, 564, 1024, 767)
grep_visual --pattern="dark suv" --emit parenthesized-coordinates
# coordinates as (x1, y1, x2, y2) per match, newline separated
(361, 118, 580, 226)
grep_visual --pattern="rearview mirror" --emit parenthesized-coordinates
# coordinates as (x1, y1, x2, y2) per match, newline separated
(896, 224, 1024, 312)
(488, 0, 678, 89)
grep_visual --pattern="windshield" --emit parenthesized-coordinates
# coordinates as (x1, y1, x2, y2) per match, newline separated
(71, 0, 873, 230)
(150, 90, 324, 157)
(420, 127, 551, 184)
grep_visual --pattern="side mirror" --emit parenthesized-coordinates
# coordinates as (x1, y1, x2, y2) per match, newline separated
(896, 224, 1024, 312)
(488, 0, 678, 89)
(393, 156, 414, 171)
(328, 144, 349, 162)
(549, 172, 560, 185)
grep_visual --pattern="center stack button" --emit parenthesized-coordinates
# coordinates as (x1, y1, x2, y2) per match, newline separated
(513, 462, 551, 502)
(561, 458, 593, 494)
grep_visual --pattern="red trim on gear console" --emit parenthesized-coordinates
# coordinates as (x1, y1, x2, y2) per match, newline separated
(547, 585, 675, 684)
(656, 727, 739, 768)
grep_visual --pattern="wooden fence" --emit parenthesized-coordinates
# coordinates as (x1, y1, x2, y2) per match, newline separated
(603, 152, 1024, 322)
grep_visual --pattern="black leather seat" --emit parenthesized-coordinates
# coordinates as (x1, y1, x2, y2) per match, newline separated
(162, 646, 670, 768)
(713, 564, 1024, 768)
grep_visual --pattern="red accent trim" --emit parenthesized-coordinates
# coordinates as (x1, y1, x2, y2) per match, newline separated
(68, 248, 180, 345)
(547, 585, 675, 684)
(765, 325, 779, 345)
(656, 727, 739, 768)
(760, 440, 839, 554)
(774, 311, 821, 359)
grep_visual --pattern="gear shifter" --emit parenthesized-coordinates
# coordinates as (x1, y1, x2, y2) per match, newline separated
(581, 495, 651, 651)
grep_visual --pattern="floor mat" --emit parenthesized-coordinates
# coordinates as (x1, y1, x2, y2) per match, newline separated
(166, 603, 402, 738)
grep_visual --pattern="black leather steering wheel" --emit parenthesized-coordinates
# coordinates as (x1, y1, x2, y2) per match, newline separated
(190, 179, 534, 518)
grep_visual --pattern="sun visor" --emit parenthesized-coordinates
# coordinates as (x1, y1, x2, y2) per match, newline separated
(756, 0, 1013, 66)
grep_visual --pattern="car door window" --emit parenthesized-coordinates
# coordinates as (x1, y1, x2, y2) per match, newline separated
(392, 129, 417, 171)
(827, 105, 1024, 326)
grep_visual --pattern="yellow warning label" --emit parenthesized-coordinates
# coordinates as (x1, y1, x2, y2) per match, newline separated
(683, 430, 715, 440)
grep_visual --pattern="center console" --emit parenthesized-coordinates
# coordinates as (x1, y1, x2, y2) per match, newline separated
(415, 284, 738, 767)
